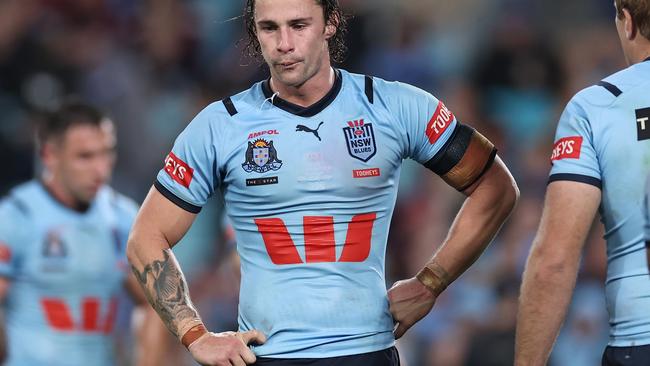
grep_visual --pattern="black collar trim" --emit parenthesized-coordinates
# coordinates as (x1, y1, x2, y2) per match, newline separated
(645, 56, 650, 62)
(261, 69, 342, 117)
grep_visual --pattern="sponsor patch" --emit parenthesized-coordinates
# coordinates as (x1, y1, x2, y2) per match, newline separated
(164, 152, 194, 188)
(0, 242, 11, 263)
(242, 139, 283, 173)
(550, 136, 583, 161)
(426, 101, 455, 144)
(248, 129, 280, 140)
(353, 168, 381, 178)
(636, 107, 650, 141)
(343, 119, 377, 162)
(246, 176, 279, 186)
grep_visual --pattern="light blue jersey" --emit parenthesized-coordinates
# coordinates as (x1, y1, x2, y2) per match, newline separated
(156, 69, 465, 358)
(645, 177, 650, 245)
(0, 181, 138, 366)
(549, 58, 650, 346)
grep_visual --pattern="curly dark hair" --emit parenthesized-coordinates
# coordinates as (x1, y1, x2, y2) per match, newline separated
(243, 0, 348, 64)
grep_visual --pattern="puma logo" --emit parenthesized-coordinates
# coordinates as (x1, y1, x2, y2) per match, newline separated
(296, 122, 324, 141)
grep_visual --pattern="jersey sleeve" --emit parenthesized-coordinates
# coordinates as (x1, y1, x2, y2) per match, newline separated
(155, 106, 221, 213)
(388, 81, 458, 163)
(548, 95, 601, 188)
(0, 199, 28, 278)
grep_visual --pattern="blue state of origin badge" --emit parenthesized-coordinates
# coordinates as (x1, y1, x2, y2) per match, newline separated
(343, 119, 376, 162)
(242, 139, 283, 173)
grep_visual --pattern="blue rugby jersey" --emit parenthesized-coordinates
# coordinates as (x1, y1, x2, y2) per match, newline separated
(156, 69, 463, 358)
(549, 58, 650, 346)
(0, 181, 138, 366)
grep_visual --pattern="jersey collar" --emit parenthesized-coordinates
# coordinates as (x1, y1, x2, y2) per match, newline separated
(262, 68, 342, 117)
(645, 56, 650, 62)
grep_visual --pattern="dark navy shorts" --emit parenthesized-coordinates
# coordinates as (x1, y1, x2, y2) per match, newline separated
(253, 347, 400, 366)
(602, 344, 650, 366)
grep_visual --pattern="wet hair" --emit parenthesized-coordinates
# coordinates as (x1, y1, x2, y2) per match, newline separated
(37, 100, 108, 148)
(243, 0, 348, 63)
(615, 0, 650, 40)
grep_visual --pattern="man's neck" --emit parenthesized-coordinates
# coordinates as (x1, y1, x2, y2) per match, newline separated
(41, 176, 89, 212)
(269, 66, 335, 107)
(631, 39, 650, 64)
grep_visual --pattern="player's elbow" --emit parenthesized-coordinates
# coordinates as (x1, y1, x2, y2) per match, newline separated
(126, 232, 141, 269)
(503, 176, 520, 213)
(525, 243, 578, 284)
(126, 224, 150, 269)
(489, 162, 519, 216)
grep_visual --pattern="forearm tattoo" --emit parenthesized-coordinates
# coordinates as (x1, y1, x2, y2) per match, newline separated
(131, 249, 201, 338)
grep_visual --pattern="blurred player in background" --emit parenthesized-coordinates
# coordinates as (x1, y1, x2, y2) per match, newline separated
(515, 1, 650, 365)
(0, 101, 161, 366)
(127, 0, 518, 365)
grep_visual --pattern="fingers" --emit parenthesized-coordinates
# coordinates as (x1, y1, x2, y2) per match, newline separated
(240, 347, 257, 364)
(393, 321, 411, 339)
(231, 358, 246, 366)
(240, 330, 267, 345)
(237, 330, 265, 365)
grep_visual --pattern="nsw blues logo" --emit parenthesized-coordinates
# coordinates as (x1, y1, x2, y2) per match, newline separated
(242, 139, 283, 173)
(343, 119, 376, 162)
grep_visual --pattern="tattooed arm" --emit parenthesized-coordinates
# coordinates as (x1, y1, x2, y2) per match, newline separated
(126, 186, 265, 366)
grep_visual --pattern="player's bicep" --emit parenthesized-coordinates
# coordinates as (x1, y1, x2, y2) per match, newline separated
(423, 123, 497, 192)
(534, 181, 601, 260)
(128, 186, 197, 254)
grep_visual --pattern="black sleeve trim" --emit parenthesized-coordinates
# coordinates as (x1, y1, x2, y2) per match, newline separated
(423, 124, 472, 175)
(153, 180, 202, 214)
(223, 97, 238, 116)
(597, 81, 622, 97)
(548, 173, 602, 189)
(646, 240, 650, 248)
(457, 148, 497, 192)
(364, 75, 374, 104)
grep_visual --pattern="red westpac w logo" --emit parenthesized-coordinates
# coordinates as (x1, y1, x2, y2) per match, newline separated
(41, 297, 118, 333)
(255, 213, 377, 265)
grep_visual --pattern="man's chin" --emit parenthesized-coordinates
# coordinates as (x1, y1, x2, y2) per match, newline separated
(273, 68, 307, 87)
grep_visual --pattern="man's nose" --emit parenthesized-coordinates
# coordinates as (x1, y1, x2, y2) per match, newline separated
(277, 27, 295, 53)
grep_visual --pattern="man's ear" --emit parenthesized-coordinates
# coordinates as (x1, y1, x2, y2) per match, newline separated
(41, 141, 59, 171)
(623, 8, 637, 40)
(325, 24, 336, 39)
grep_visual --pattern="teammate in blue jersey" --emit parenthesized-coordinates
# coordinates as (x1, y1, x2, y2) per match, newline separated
(515, 1, 650, 365)
(0, 101, 160, 366)
(127, 0, 519, 365)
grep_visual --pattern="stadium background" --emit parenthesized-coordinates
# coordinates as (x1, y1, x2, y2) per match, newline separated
(0, 0, 621, 365)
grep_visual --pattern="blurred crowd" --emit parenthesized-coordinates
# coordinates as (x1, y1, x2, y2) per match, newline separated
(0, 0, 624, 365)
